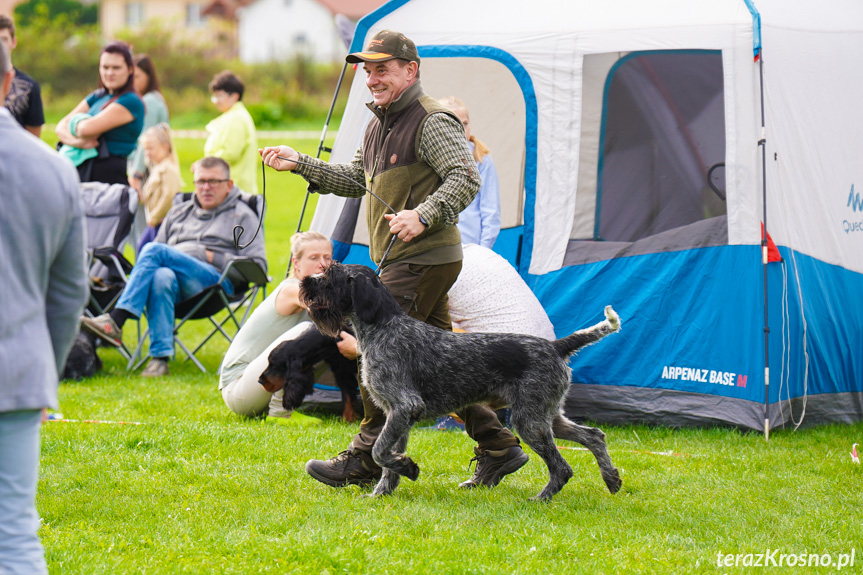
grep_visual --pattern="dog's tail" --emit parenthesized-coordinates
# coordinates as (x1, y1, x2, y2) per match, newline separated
(553, 305, 620, 359)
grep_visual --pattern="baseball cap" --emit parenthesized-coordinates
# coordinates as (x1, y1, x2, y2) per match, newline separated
(346, 29, 420, 66)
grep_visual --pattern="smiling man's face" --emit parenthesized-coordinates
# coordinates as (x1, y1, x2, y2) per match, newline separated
(363, 59, 417, 110)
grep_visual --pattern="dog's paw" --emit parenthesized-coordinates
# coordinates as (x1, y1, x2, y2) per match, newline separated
(404, 460, 420, 482)
(363, 490, 389, 498)
(369, 479, 397, 497)
(395, 457, 420, 481)
(603, 468, 623, 494)
(528, 491, 555, 503)
(604, 305, 621, 331)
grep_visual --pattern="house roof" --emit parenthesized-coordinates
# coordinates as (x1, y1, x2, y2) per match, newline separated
(201, 0, 255, 20)
(314, 0, 387, 20)
(202, 0, 385, 21)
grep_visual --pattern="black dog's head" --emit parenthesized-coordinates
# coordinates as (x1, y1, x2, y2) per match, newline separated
(258, 324, 360, 414)
(258, 342, 293, 393)
(258, 340, 311, 409)
(300, 262, 401, 337)
(259, 325, 327, 409)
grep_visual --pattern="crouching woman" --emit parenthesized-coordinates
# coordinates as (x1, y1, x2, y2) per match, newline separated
(219, 232, 335, 422)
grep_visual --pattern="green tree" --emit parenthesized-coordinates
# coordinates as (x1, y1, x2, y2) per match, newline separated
(12, 6, 102, 98)
(14, 0, 97, 27)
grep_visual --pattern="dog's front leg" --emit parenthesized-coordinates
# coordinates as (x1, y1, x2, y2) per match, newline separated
(367, 429, 410, 497)
(369, 408, 419, 496)
(369, 467, 401, 497)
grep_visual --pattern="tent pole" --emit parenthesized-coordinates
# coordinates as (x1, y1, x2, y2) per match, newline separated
(315, 62, 350, 161)
(286, 61, 350, 277)
(757, 54, 770, 441)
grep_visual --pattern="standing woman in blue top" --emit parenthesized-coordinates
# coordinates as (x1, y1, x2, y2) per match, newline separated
(438, 96, 501, 249)
(127, 54, 169, 194)
(56, 41, 144, 185)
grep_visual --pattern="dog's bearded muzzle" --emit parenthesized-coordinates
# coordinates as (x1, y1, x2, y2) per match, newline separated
(306, 305, 344, 338)
(300, 270, 349, 339)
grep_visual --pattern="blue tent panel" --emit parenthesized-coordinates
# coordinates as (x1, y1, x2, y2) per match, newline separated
(533, 245, 863, 429)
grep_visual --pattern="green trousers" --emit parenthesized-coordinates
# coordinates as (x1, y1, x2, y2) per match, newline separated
(348, 260, 520, 455)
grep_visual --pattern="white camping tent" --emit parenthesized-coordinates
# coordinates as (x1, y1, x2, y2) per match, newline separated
(309, 0, 863, 431)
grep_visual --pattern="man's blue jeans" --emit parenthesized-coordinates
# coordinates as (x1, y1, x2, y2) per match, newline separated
(116, 243, 234, 358)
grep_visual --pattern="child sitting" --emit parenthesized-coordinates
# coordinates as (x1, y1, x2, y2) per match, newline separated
(136, 123, 182, 251)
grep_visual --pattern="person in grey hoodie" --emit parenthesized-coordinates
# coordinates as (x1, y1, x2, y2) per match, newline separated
(81, 156, 267, 377)
(0, 39, 88, 575)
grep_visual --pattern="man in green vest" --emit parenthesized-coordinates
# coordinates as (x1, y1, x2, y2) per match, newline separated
(260, 29, 528, 490)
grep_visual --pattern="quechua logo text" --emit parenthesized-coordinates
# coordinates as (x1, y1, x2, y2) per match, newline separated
(843, 184, 863, 234)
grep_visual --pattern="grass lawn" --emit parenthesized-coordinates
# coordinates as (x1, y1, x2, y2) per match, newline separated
(39, 132, 863, 574)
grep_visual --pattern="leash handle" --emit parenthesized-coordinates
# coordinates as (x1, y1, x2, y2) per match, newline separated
(232, 159, 266, 250)
(375, 235, 398, 275)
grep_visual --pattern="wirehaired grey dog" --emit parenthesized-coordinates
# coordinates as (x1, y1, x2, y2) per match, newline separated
(300, 262, 623, 501)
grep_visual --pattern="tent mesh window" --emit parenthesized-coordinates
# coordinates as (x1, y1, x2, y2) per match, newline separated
(598, 50, 727, 242)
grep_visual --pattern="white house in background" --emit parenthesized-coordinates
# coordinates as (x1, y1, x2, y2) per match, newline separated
(234, 0, 385, 63)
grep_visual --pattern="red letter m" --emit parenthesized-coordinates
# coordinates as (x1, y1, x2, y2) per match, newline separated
(736, 374, 748, 388)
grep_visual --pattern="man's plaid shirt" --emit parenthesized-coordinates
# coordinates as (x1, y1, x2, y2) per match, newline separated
(294, 107, 480, 228)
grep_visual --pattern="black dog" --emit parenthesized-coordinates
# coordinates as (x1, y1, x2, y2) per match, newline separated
(300, 263, 623, 501)
(258, 323, 361, 421)
(62, 331, 102, 380)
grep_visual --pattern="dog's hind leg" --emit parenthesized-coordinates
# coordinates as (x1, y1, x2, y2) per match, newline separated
(511, 410, 573, 501)
(552, 415, 622, 494)
(370, 408, 420, 496)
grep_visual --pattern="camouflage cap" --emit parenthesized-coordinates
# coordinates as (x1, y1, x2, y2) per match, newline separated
(346, 29, 420, 66)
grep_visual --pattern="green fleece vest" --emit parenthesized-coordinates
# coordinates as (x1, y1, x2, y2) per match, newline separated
(362, 93, 463, 266)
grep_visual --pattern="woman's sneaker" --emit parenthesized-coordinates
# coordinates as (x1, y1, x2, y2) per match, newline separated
(267, 388, 292, 418)
(266, 411, 322, 426)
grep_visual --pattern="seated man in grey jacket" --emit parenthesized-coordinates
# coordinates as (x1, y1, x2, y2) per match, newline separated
(82, 156, 267, 377)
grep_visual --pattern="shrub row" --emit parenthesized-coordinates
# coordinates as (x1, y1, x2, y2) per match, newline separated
(13, 12, 353, 128)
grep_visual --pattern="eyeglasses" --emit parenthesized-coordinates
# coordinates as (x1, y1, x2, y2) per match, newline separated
(210, 91, 229, 104)
(194, 178, 229, 187)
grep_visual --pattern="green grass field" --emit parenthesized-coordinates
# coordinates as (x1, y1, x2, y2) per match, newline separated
(39, 132, 863, 574)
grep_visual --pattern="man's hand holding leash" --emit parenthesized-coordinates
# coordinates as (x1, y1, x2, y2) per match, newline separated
(384, 211, 425, 243)
(260, 145, 299, 171)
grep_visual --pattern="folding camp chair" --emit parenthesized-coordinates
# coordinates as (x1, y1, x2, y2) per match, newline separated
(81, 182, 138, 358)
(81, 182, 137, 312)
(126, 191, 269, 372)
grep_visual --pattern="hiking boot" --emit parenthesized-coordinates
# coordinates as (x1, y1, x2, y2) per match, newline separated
(80, 314, 123, 347)
(141, 358, 169, 377)
(459, 445, 529, 489)
(305, 450, 382, 487)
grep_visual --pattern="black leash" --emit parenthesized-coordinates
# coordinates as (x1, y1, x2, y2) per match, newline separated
(231, 160, 267, 250)
(283, 156, 397, 213)
(274, 155, 399, 274)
